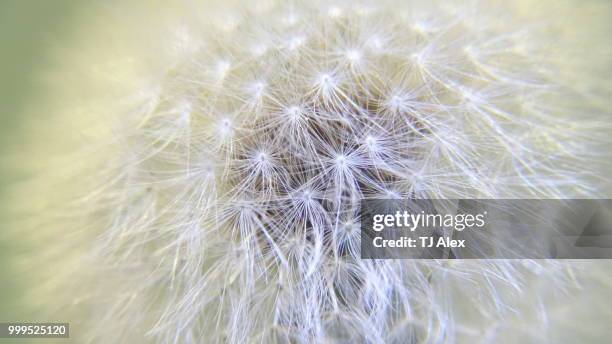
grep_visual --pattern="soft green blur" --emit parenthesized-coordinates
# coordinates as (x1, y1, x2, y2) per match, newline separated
(0, 0, 80, 333)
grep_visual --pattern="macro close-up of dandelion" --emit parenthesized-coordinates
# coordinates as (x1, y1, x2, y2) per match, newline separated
(1, 0, 611, 343)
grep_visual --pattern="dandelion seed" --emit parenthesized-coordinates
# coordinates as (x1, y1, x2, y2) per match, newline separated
(314, 72, 338, 99)
(218, 117, 233, 138)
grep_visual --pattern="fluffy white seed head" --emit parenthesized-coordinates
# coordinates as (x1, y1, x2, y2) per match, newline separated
(9, 0, 612, 343)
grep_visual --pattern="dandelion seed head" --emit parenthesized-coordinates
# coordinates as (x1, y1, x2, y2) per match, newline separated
(18, 0, 612, 343)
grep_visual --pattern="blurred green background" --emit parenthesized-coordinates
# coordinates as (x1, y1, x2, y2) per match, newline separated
(0, 0, 80, 329)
